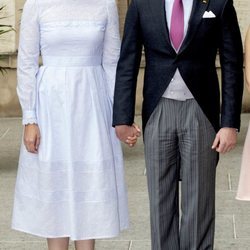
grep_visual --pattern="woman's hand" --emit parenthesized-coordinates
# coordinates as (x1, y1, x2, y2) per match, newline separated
(126, 123, 141, 147)
(115, 123, 141, 147)
(24, 124, 41, 154)
(124, 123, 141, 147)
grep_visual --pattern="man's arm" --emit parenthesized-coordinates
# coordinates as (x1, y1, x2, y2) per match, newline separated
(219, 0, 243, 130)
(113, 0, 143, 127)
(212, 0, 243, 154)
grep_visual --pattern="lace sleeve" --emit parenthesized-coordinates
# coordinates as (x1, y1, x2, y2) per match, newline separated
(102, 0, 121, 102)
(17, 0, 40, 125)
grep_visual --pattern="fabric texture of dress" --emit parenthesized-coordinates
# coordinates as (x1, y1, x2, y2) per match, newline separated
(236, 122, 250, 201)
(12, 0, 129, 240)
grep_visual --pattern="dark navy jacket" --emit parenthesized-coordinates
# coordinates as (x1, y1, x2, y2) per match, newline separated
(113, 0, 243, 132)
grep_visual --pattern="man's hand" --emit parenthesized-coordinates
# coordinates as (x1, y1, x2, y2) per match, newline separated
(24, 124, 41, 154)
(115, 123, 141, 147)
(212, 127, 237, 153)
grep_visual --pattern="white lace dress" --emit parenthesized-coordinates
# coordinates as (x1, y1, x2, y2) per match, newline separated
(12, 0, 129, 240)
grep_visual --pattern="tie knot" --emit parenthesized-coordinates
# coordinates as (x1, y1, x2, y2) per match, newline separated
(174, 0, 183, 6)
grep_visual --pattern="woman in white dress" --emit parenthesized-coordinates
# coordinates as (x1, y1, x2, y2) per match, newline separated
(12, 0, 140, 249)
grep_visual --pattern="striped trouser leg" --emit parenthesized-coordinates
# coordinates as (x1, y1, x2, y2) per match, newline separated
(144, 98, 218, 250)
(178, 99, 217, 250)
(144, 98, 180, 250)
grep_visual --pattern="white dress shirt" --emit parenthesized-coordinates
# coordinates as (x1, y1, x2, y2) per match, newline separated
(162, 0, 194, 101)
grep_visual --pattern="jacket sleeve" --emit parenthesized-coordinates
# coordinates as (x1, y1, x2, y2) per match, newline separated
(219, 0, 243, 130)
(112, 0, 142, 126)
(16, 0, 40, 125)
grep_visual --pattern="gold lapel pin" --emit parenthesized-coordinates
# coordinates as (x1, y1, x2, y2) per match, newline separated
(202, 0, 207, 3)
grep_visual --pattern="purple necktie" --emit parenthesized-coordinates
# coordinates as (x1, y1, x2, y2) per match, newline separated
(170, 0, 184, 50)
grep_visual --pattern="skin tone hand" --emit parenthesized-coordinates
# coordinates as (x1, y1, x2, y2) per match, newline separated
(127, 123, 141, 145)
(212, 127, 237, 154)
(115, 123, 141, 147)
(24, 124, 41, 154)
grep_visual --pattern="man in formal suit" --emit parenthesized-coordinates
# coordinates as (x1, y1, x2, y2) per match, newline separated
(113, 0, 243, 249)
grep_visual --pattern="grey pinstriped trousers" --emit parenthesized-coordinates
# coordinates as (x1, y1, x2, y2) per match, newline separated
(144, 98, 218, 250)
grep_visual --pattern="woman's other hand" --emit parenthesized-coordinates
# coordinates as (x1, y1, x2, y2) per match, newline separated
(24, 124, 41, 153)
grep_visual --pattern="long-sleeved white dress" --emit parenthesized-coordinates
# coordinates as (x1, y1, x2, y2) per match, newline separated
(12, 0, 129, 240)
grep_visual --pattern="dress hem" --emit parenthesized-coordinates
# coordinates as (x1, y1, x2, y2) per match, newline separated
(12, 225, 129, 241)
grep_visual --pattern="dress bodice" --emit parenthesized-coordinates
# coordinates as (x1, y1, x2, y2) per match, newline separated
(17, 0, 120, 124)
(37, 0, 114, 59)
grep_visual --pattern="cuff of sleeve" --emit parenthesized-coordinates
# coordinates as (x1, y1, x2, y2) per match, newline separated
(22, 110, 37, 125)
(112, 119, 134, 127)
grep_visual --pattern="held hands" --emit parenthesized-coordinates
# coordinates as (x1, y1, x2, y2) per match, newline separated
(24, 124, 41, 154)
(212, 127, 237, 154)
(115, 123, 141, 147)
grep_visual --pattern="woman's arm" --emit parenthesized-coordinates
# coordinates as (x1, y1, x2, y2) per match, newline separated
(17, 0, 40, 125)
(245, 26, 250, 92)
(102, 0, 141, 146)
(102, 0, 121, 101)
(17, 0, 41, 153)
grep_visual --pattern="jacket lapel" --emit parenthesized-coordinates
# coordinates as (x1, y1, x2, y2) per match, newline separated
(178, 0, 209, 54)
(150, 0, 176, 54)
